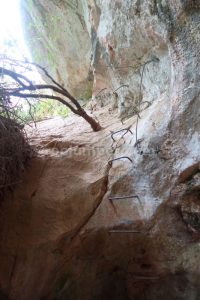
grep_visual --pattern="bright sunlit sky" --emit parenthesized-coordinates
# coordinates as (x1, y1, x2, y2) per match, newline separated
(0, 0, 30, 58)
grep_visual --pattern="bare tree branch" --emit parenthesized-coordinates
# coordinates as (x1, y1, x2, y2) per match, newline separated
(10, 92, 78, 114)
(1, 56, 66, 91)
(0, 62, 101, 132)
(6, 83, 82, 109)
(0, 67, 33, 87)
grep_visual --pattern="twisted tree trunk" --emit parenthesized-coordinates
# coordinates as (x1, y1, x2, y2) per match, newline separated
(0, 60, 102, 132)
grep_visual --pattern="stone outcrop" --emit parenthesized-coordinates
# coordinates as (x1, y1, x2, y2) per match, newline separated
(0, 0, 199, 299)
(20, 0, 93, 99)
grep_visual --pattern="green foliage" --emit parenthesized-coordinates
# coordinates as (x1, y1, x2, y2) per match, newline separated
(14, 99, 69, 123)
(82, 81, 93, 100)
(33, 99, 69, 120)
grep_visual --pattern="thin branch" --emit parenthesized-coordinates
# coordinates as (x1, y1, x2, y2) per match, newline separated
(0, 60, 101, 131)
(1, 66, 82, 110)
(1, 56, 66, 91)
(9, 92, 78, 114)
(7, 84, 79, 105)
(0, 67, 33, 87)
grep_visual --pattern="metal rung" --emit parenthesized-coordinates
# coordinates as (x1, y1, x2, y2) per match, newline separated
(109, 230, 141, 233)
(111, 128, 133, 142)
(108, 156, 133, 166)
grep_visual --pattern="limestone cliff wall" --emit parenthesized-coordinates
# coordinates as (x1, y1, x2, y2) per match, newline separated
(20, 0, 93, 98)
(21, 1, 199, 119)
(21, 0, 171, 106)
(0, 1, 199, 299)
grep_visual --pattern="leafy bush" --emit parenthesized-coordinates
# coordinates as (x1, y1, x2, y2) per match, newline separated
(13, 99, 69, 123)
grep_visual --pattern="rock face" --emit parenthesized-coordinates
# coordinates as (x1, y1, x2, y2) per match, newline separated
(20, 0, 172, 105)
(20, 0, 93, 99)
(1, 0, 199, 299)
